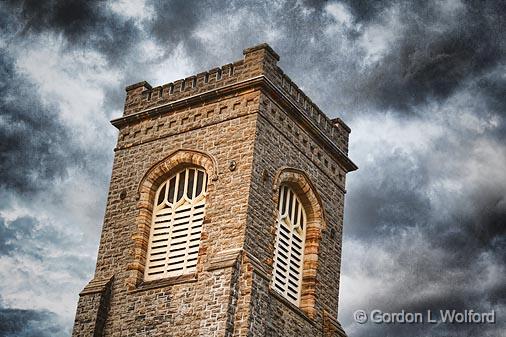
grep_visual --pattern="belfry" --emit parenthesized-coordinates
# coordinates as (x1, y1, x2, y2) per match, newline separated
(72, 43, 357, 337)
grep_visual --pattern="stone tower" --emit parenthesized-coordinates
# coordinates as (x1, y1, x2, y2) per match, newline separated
(72, 44, 357, 337)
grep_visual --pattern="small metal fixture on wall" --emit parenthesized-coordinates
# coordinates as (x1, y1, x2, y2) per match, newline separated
(229, 160, 237, 171)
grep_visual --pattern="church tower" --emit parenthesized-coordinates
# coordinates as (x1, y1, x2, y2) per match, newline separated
(72, 43, 357, 337)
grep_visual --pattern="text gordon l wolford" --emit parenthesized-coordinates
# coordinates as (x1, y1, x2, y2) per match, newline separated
(353, 309, 496, 324)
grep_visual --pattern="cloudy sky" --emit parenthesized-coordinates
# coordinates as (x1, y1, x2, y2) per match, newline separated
(0, 0, 504, 336)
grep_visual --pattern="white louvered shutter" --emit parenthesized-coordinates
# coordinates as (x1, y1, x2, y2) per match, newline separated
(272, 185, 307, 305)
(145, 168, 208, 281)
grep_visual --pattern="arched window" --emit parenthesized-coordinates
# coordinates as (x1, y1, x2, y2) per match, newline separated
(144, 167, 208, 281)
(272, 185, 307, 305)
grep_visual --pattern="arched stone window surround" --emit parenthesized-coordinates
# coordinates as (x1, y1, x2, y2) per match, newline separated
(126, 149, 218, 289)
(271, 167, 326, 319)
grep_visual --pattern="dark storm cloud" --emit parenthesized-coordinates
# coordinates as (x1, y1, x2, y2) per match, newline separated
(341, 0, 396, 23)
(347, 144, 505, 263)
(346, 136, 506, 267)
(0, 51, 83, 195)
(350, 317, 500, 337)
(0, 304, 68, 337)
(147, 0, 209, 45)
(473, 71, 506, 137)
(145, 0, 281, 69)
(345, 149, 432, 239)
(436, 188, 506, 266)
(284, 0, 395, 21)
(358, 0, 505, 112)
(344, 235, 505, 337)
(476, 71, 506, 111)
(4, 0, 140, 64)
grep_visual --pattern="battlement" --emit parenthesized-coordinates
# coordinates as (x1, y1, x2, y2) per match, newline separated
(122, 43, 351, 154)
(266, 67, 351, 154)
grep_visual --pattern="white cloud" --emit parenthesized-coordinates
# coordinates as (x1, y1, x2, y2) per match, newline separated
(325, 2, 354, 27)
(148, 42, 196, 85)
(357, 5, 401, 65)
(349, 113, 444, 165)
(108, 0, 154, 23)
(15, 34, 119, 149)
(192, 6, 283, 63)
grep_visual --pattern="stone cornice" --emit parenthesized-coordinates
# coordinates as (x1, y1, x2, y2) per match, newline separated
(111, 75, 358, 172)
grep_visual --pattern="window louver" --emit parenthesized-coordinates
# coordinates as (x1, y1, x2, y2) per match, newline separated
(272, 185, 306, 305)
(145, 168, 208, 281)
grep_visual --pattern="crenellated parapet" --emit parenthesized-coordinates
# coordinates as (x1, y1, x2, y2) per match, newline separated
(122, 43, 351, 159)
(124, 61, 243, 116)
(266, 67, 351, 154)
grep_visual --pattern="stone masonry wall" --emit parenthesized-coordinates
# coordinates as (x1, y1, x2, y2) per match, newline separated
(239, 91, 348, 336)
(73, 89, 261, 336)
(72, 277, 113, 337)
